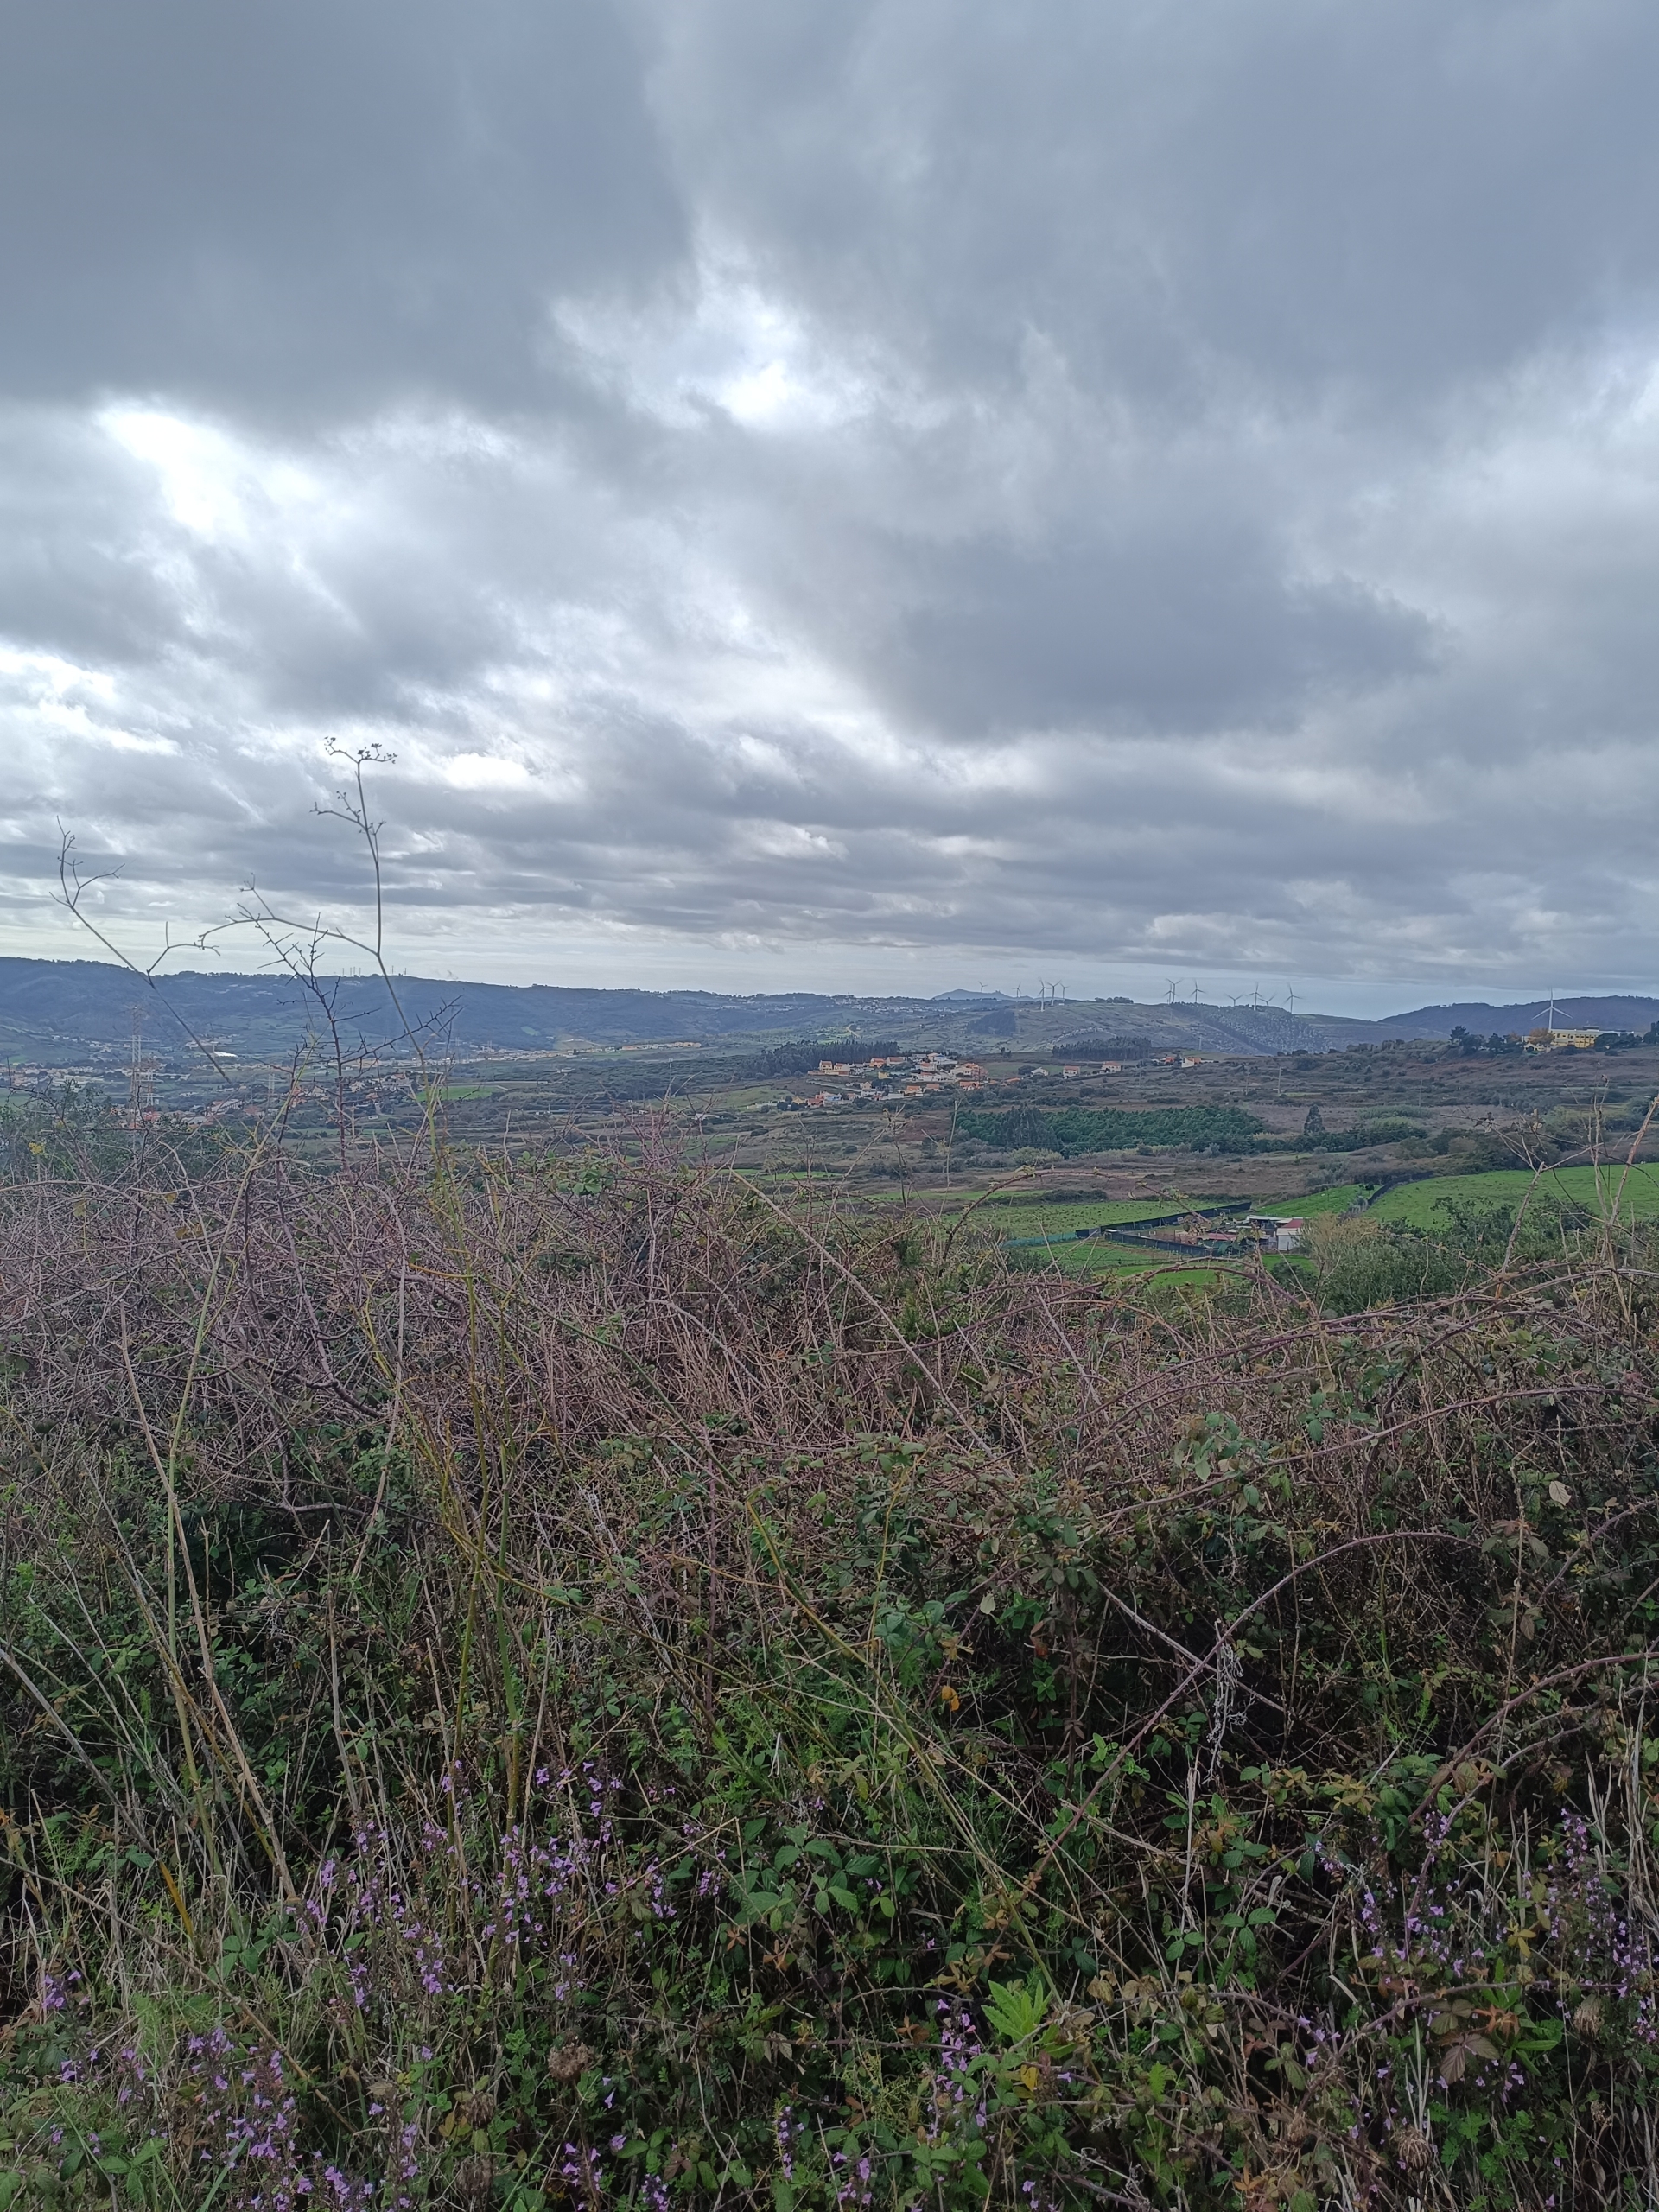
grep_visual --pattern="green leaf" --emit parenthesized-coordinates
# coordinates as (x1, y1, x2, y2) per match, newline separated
(983, 1974, 1048, 2043)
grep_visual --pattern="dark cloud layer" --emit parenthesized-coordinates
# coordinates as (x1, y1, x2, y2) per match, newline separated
(0, 0, 682, 414)
(3, 0, 1658, 1000)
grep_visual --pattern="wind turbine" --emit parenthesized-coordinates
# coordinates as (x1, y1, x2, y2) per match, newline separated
(1165, 977, 1180, 1006)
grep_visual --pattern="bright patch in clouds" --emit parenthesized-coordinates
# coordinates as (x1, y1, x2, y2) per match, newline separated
(442, 753, 533, 791)
(101, 407, 323, 543)
(555, 257, 876, 433)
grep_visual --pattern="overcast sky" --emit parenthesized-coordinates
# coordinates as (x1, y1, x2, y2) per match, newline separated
(3, 0, 1658, 1014)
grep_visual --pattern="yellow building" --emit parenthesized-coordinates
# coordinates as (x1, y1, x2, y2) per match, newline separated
(1523, 1027, 1601, 1052)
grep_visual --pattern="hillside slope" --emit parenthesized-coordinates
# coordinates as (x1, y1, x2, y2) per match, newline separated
(2, 955, 1655, 1066)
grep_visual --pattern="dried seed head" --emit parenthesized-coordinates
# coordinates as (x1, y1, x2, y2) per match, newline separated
(1395, 2126, 1433, 2173)
(548, 2041, 593, 2082)
(454, 2153, 496, 2209)
(1572, 1997, 1604, 2038)
(456, 2086, 496, 2130)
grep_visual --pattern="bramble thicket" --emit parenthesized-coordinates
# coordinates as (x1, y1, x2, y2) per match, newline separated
(3, 1100, 1659, 2209)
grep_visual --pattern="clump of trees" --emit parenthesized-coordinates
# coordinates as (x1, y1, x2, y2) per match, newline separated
(957, 1103, 1264, 1154)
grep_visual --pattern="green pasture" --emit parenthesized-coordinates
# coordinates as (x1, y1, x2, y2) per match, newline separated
(973, 1181, 1377, 1243)
(971, 1193, 1262, 1286)
(1370, 1162, 1659, 1229)
(957, 1192, 1227, 1238)
(976, 1182, 1373, 1253)
(935, 1190, 1300, 1284)
(1254, 1182, 1372, 1218)
(1044, 1242, 1225, 1286)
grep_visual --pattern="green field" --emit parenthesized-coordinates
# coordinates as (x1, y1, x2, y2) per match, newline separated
(961, 1192, 1262, 1283)
(972, 1181, 1370, 1246)
(1370, 1162, 1659, 1228)
(977, 1167, 1659, 1279)
(1254, 1182, 1371, 1218)
(959, 1192, 1232, 1240)
(1047, 1244, 1225, 1282)
(935, 1190, 1314, 1281)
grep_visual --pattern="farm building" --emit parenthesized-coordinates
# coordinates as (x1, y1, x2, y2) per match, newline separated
(1524, 1027, 1602, 1052)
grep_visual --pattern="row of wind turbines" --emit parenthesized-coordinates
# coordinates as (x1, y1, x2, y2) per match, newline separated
(972, 979, 1315, 1040)
(974, 979, 1306, 1014)
(1162, 979, 1303, 1018)
(976, 979, 1071, 1005)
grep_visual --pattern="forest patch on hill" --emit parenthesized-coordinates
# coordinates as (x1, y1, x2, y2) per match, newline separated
(954, 1103, 1266, 1156)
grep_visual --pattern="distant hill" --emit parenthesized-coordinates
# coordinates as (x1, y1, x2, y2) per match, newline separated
(1368, 996, 1659, 1039)
(0, 958, 895, 1064)
(0, 957, 1653, 1070)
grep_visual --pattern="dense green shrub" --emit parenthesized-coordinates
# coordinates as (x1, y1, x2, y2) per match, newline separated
(955, 1104, 1265, 1156)
(1303, 1215, 1469, 1310)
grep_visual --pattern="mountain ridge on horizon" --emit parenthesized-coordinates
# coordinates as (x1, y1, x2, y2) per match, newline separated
(1, 954, 1654, 1066)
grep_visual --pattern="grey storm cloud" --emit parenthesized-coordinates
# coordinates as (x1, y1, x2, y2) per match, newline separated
(3, 0, 1659, 997)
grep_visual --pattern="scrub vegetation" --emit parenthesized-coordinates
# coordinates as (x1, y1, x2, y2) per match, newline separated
(4, 1105, 1659, 2212)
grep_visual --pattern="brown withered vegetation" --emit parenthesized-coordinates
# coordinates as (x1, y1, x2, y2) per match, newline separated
(2, 1116, 1658, 2209)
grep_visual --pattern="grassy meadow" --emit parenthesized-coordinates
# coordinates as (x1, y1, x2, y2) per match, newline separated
(1370, 1160, 1659, 1228)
